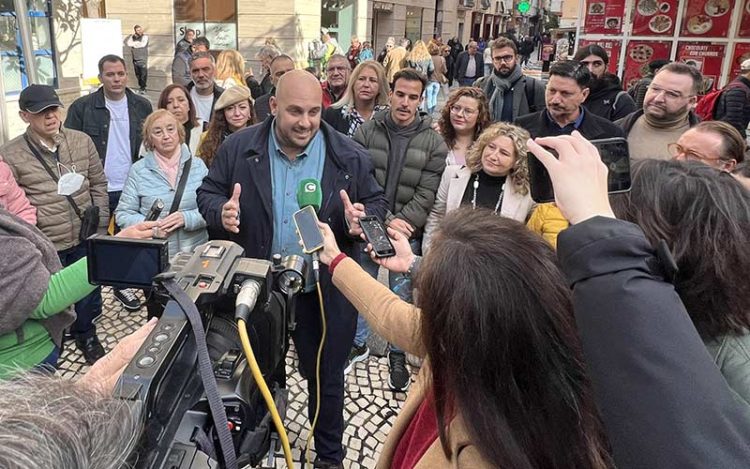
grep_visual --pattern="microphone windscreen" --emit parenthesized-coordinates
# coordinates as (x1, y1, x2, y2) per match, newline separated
(296, 178, 323, 212)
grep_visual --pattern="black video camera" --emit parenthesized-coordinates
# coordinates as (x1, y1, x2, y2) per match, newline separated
(87, 235, 307, 468)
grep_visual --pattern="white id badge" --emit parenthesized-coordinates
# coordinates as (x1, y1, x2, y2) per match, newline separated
(58, 172, 84, 196)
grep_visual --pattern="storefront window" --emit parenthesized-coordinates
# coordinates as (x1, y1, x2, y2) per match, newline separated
(322, 0, 356, 52)
(175, 0, 237, 50)
(405, 6, 423, 45)
(1, 0, 57, 94)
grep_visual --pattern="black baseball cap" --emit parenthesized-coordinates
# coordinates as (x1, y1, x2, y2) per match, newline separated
(19, 84, 63, 113)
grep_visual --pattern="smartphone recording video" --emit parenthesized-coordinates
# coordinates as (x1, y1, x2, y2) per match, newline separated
(528, 137, 632, 203)
(359, 216, 395, 258)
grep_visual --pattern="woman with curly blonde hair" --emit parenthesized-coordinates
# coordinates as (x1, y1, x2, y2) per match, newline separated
(423, 122, 533, 251)
(215, 49, 246, 89)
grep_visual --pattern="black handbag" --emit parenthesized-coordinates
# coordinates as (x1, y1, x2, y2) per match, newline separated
(24, 134, 100, 241)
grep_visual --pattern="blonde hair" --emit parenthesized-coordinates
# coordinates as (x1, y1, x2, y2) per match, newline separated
(407, 40, 431, 63)
(332, 61, 389, 109)
(142, 109, 186, 151)
(215, 49, 245, 85)
(465, 122, 530, 195)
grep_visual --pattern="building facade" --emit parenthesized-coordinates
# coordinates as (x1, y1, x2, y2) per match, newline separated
(0, 0, 546, 140)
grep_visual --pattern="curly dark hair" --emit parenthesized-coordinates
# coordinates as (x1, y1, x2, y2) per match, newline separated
(437, 87, 491, 149)
(197, 100, 255, 167)
(613, 160, 750, 339)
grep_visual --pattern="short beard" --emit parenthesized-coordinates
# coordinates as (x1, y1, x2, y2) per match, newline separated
(494, 66, 513, 78)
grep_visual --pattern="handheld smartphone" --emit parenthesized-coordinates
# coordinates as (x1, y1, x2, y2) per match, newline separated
(528, 137, 632, 203)
(360, 216, 395, 258)
(87, 235, 169, 289)
(145, 198, 165, 221)
(293, 205, 325, 254)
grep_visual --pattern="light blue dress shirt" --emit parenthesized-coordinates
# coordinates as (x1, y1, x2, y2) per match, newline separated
(268, 121, 326, 288)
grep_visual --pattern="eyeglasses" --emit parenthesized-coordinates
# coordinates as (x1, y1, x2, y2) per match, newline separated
(667, 143, 722, 162)
(450, 105, 478, 117)
(151, 126, 178, 138)
(648, 85, 692, 101)
(493, 54, 515, 63)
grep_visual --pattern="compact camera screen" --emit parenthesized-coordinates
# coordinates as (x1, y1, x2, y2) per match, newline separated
(87, 235, 169, 289)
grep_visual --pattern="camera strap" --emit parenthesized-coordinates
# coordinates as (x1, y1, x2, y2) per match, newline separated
(169, 157, 192, 214)
(161, 278, 238, 469)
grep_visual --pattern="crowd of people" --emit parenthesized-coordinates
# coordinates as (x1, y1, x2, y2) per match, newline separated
(1, 26, 750, 469)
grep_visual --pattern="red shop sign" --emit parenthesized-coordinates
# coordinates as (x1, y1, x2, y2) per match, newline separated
(632, 0, 679, 36)
(583, 0, 626, 35)
(676, 42, 726, 90)
(729, 43, 750, 79)
(579, 39, 622, 75)
(739, 0, 750, 37)
(623, 40, 673, 90)
(680, 0, 735, 37)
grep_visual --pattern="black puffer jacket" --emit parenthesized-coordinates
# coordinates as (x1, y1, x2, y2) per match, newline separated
(714, 76, 750, 139)
(584, 74, 637, 122)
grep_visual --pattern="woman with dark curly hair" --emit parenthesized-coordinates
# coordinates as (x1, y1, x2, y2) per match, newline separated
(437, 87, 490, 165)
(196, 86, 255, 167)
(614, 159, 750, 404)
(424, 122, 533, 251)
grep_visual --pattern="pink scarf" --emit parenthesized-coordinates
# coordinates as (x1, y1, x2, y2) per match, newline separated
(154, 149, 181, 188)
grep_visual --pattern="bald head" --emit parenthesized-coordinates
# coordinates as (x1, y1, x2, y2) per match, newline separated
(271, 70, 323, 156)
(276, 69, 322, 102)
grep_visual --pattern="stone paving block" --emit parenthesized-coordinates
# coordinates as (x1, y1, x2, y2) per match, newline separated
(57, 287, 418, 468)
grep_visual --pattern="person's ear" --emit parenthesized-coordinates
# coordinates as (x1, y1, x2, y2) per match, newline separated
(270, 95, 278, 116)
(19, 111, 30, 124)
(581, 87, 590, 101)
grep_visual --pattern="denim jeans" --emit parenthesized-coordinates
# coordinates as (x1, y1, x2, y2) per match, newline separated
(425, 82, 441, 113)
(58, 242, 102, 339)
(353, 238, 422, 353)
(32, 345, 60, 374)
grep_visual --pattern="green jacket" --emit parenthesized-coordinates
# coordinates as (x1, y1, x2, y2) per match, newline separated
(353, 112, 447, 232)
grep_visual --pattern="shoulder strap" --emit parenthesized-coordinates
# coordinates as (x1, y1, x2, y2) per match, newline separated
(23, 134, 83, 219)
(613, 91, 627, 110)
(525, 77, 537, 113)
(169, 157, 192, 214)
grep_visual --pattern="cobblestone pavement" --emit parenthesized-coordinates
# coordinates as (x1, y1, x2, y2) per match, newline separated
(58, 287, 417, 468)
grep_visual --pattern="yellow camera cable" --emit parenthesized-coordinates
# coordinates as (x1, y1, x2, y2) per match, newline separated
(237, 279, 326, 468)
(237, 319, 295, 468)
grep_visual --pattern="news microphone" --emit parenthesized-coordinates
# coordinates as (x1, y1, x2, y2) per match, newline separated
(234, 279, 263, 322)
(296, 178, 322, 212)
(294, 179, 324, 279)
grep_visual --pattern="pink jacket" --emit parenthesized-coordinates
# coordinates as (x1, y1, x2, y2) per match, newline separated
(0, 159, 37, 225)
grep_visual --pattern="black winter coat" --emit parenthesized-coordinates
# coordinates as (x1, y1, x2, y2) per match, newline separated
(560, 217, 750, 469)
(584, 74, 637, 122)
(714, 76, 750, 139)
(514, 109, 625, 140)
(64, 87, 152, 163)
(197, 118, 388, 263)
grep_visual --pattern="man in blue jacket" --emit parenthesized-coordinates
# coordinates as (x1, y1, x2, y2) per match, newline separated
(197, 70, 388, 468)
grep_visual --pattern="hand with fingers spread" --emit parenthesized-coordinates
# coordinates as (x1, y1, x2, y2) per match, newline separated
(340, 190, 366, 236)
(222, 183, 242, 233)
(362, 226, 415, 274)
(159, 211, 185, 234)
(526, 131, 615, 225)
(79, 317, 158, 395)
(387, 218, 414, 238)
